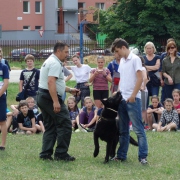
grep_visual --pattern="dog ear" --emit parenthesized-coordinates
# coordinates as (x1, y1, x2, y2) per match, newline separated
(101, 98, 108, 106)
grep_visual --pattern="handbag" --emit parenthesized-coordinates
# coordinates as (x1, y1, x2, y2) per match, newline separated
(16, 69, 36, 101)
(150, 72, 161, 86)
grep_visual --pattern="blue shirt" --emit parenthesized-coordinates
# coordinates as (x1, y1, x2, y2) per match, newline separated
(0, 63, 9, 91)
(97, 108, 103, 116)
(143, 55, 160, 76)
(107, 59, 119, 77)
(69, 109, 79, 121)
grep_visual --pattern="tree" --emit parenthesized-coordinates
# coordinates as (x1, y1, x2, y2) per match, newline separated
(98, 0, 180, 48)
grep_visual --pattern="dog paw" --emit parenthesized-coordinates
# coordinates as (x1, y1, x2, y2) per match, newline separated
(93, 149, 99, 157)
(103, 159, 109, 163)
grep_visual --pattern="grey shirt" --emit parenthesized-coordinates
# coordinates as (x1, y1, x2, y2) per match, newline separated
(63, 66, 71, 77)
(39, 54, 65, 96)
(162, 55, 180, 84)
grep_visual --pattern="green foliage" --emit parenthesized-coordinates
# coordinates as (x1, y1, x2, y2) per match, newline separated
(98, 0, 180, 47)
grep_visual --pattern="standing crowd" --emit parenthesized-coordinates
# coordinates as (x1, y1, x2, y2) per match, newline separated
(0, 38, 180, 165)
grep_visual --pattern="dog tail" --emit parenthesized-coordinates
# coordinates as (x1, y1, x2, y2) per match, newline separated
(130, 136, 138, 146)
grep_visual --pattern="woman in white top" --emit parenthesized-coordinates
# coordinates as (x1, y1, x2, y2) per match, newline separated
(139, 56, 149, 130)
(66, 54, 91, 107)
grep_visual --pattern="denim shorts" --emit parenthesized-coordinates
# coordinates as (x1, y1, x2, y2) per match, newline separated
(0, 94, 7, 121)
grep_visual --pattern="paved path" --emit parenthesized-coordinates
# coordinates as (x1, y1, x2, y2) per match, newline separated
(10, 70, 76, 83)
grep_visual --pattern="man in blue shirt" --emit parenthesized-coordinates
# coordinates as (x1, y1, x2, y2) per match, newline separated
(0, 61, 9, 150)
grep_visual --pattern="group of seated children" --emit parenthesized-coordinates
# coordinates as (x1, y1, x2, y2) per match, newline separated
(5, 89, 180, 134)
(146, 89, 180, 132)
(67, 96, 103, 132)
(6, 97, 45, 135)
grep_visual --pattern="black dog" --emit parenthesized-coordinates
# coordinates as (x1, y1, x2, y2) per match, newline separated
(93, 91, 138, 163)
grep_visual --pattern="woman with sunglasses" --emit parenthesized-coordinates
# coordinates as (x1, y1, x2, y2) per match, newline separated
(143, 42, 160, 106)
(162, 41, 180, 100)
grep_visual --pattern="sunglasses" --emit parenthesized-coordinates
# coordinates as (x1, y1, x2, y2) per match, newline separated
(168, 46, 176, 50)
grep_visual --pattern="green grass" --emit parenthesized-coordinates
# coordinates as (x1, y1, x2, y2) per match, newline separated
(1, 130, 180, 179)
(2, 83, 180, 180)
(9, 59, 109, 70)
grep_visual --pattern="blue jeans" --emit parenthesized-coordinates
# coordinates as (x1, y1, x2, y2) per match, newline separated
(117, 98, 148, 160)
(164, 83, 180, 100)
(160, 86, 165, 105)
(146, 84, 159, 106)
(62, 92, 66, 102)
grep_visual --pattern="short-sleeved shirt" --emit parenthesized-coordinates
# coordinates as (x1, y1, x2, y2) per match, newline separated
(1, 59, 11, 71)
(63, 66, 71, 77)
(30, 105, 39, 117)
(90, 68, 110, 90)
(71, 65, 91, 83)
(97, 108, 103, 116)
(143, 55, 160, 77)
(118, 52, 142, 100)
(39, 54, 65, 96)
(0, 63, 9, 92)
(173, 103, 180, 110)
(36, 113, 43, 124)
(148, 103, 163, 122)
(82, 106, 96, 116)
(17, 110, 34, 128)
(107, 60, 119, 77)
(160, 109, 179, 126)
(20, 68, 40, 97)
(69, 108, 79, 121)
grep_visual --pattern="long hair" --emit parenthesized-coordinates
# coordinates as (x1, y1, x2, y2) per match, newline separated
(139, 56, 149, 80)
(67, 96, 79, 112)
(166, 41, 177, 56)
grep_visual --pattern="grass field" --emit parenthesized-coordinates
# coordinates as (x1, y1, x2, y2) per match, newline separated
(1, 82, 180, 180)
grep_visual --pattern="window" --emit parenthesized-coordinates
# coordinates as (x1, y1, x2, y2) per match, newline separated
(23, 1, 30, 13)
(23, 26, 30, 30)
(78, 3, 85, 9)
(35, 1, 42, 14)
(35, 26, 42, 30)
(95, 3, 105, 10)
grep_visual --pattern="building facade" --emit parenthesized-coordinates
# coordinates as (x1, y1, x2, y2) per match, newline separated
(0, 0, 116, 40)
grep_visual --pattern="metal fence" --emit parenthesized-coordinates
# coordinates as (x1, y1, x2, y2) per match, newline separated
(0, 40, 113, 62)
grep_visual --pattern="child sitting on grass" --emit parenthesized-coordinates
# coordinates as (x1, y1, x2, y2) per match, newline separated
(16, 100, 37, 135)
(35, 113, 45, 133)
(67, 96, 79, 131)
(172, 89, 180, 129)
(147, 95, 164, 130)
(152, 98, 179, 132)
(76, 97, 97, 132)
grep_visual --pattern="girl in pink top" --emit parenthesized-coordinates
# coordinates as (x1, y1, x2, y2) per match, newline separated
(172, 89, 180, 128)
(89, 56, 112, 108)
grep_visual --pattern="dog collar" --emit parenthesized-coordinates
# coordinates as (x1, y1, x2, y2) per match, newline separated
(106, 108, 117, 113)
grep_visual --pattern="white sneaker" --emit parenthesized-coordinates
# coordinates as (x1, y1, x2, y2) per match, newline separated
(78, 124, 88, 133)
(75, 129, 80, 132)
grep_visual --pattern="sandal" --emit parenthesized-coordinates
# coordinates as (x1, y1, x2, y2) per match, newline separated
(0, 146, 5, 150)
